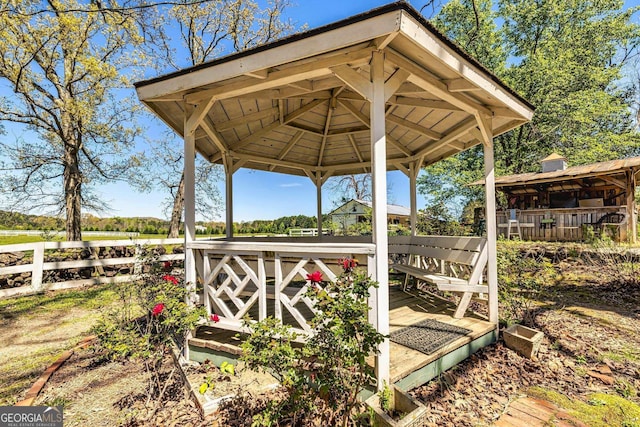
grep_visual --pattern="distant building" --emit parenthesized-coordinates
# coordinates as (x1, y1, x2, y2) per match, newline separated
(328, 199, 411, 232)
(195, 225, 207, 233)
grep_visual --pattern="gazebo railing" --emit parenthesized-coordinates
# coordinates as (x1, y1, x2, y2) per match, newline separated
(190, 240, 375, 337)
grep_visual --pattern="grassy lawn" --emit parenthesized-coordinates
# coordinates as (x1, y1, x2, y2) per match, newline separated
(0, 285, 120, 405)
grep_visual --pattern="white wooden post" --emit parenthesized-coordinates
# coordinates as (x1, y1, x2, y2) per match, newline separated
(370, 50, 390, 389)
(315, 172, 323, 237)
(480, 115, 499, 325)
(223, 154, 234, 239)
(409, 161, 419, 236)
(184, 113, 197, 304)
(31, 242, 45, 292)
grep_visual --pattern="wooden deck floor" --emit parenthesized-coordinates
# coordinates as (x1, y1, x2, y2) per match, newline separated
(191, 284, 496, 388)
(386, 286, 495, 384)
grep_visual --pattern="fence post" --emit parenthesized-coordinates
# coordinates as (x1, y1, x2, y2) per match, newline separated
(31, 242, 45, 292)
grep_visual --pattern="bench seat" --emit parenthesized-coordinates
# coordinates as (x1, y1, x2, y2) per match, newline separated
(388, 235, 488, 318)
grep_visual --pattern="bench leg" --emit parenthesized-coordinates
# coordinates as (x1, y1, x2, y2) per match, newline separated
(402, 272, 411, 292)
(454, 292, 473, 319)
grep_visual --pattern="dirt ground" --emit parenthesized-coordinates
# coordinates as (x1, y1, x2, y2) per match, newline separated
(5, 247, 640, 426)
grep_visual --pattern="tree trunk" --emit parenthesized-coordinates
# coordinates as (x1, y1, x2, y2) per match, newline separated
(167, 172, 185, 238)
(63, 145, 83, 241)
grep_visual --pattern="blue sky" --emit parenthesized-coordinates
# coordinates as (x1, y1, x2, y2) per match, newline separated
(3, 0, 640, 222)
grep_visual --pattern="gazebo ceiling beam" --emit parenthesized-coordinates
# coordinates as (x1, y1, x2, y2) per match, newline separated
(201, 119, 229, 154)
(347, 134, 368, 173)
(385, 50, 492, 117)
(337, 99, 370, 127)
(244, 69, 269, 79)
(444, 78, 481, 92)
(372, 32, 399, 50)
(386, 114, 441, 140)
(269, 131, 305, 171)
(214, 106, 279, 132)
(185, 47, 375, 104)
(285, 123, 324, 136)
(317, 99, 335, 166)
(387, 95, 462, 112)
(327, 126, 369, 136)
(185, 97, 217, 135)
(331, 65, 373, 101)
(414, 117, 477, 159)
(387, 135, 413, 156)
(384, 68, 411, 101)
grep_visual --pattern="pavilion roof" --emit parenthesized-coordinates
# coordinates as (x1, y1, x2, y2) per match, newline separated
(135, 2, 533, 178)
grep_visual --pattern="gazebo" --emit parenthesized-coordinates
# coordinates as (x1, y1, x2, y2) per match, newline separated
(134, 2, 533, 389)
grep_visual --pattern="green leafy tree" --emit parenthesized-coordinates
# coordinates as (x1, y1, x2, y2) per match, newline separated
(0, 0, 146, 240)
(418, 0, 640, 218)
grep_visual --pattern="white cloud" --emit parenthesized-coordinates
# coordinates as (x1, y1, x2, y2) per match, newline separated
(279, 183, 302, 188)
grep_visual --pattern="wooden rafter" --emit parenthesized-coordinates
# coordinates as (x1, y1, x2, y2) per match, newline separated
(387, 96, 462, 111)
(599, 175, 626, 189)
(386, 114, 441, 140)
(445, 78, 480, 92)
(414, 117, 477, 158)
(269, 131, 305, 171)
(386, 49, 492, 117)
(337, 99, 370, 127)
(347, 134, 368, 173)
(214, 107, 278, 132)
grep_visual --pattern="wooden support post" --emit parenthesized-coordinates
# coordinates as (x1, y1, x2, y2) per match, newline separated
(626, 169, 637, 243)
(480, 115, 499, 325)
(409, 161, 419, 236)
(184, 112, 197, 306)
(223, 154, 234, 239)
(370, 50, 390, 389)
(31, 242, 45, 292)
(316, 172, 323, 237)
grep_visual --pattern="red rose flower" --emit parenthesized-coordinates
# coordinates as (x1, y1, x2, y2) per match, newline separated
(306, 271, 323, 284)
(162, 275, 179, 285)
(152, 303, 165, 316)
(210, 313, 220, 323)
(340, 258, 358, 272)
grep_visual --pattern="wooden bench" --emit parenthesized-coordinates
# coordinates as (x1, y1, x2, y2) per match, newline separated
(388, 235, 488, 318)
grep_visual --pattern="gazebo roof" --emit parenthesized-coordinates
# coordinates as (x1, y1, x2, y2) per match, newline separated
(135, 2, 534, 178)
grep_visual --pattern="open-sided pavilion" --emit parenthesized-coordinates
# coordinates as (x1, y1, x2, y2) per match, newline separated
(134, 2, 534, 390)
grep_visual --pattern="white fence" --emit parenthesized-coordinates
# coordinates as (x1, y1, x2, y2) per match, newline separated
(0, 230, 141, 237)
(0, 238, 184, 299)
(287, 228, 330, 237)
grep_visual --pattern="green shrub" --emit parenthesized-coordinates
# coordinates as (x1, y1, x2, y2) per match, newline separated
(240, 261, 385, 426)
(92, 251, 204, 409)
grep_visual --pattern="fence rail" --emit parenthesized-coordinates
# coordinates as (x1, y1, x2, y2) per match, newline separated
(0, 230, 141, 237)
(0, 238, 184, 299)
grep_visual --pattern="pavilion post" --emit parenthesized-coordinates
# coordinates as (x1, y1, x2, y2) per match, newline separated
(183, 112, 197, 306)
(479, 115, 499, 325)
(315, 172, 323, 237)
(370, 50, 390, 389)
(625, 169, 637, 243)
(223, 154, 234, 239)
(409, 161, 419, 236)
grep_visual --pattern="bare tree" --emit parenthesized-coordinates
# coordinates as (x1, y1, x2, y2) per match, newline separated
(144, 0, 296, 237)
